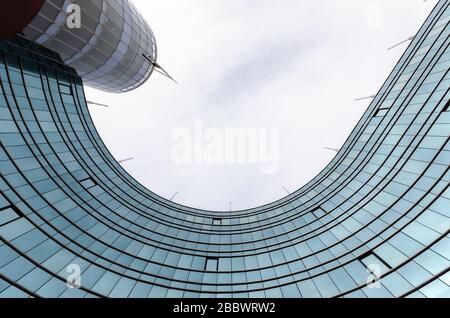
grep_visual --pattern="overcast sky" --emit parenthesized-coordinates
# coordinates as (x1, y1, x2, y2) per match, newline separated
(85, 0, 438, 211)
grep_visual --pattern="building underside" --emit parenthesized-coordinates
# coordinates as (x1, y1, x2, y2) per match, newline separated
(0, 1, 449, 298)
(22, 0, 157, 93)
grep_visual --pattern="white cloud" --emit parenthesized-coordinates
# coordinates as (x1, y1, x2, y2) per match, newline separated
(85, 0, 438, 210)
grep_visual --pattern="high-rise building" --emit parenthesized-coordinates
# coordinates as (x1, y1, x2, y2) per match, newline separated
(0, 0, 449, 298)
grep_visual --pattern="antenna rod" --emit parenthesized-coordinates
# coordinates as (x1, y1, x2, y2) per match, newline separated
(118, 157, 134, 164)
(388, 36, 414, 51)
(170, 192, 179, 201)
(87, 100, 109, 107)
(355, 95, 375, 102)
(142, 53, 178, 84)
(324, 147, 340, 153)
(282, 186, 291, 195)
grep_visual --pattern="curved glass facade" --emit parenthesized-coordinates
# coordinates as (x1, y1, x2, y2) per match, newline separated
(0, 1, 449, 298)
(22, 0, 157, 93)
